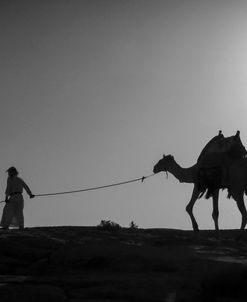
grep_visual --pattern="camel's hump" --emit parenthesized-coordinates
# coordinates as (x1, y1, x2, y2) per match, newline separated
(197, 131, 246, 162)
(197, 132, 224, 162)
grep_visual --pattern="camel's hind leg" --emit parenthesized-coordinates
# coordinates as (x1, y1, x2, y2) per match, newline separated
(212, 190, 220, 232)
(186, 186, 200, 232)
(232, 189, 247, 230)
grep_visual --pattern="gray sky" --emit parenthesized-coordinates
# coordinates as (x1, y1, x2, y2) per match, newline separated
(1, 0, 247, 229)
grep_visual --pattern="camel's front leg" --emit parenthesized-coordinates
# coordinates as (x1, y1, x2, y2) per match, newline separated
(212, 190, 220, 232)
(186, 186, 200, 232)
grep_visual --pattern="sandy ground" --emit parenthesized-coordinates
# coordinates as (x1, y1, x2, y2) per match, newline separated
(0, 226, 247, 301)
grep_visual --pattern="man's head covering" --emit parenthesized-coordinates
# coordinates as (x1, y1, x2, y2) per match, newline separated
(6, 166, 19, 176)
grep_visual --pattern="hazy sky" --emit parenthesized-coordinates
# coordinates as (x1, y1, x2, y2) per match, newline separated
(1, 0, 247, 229)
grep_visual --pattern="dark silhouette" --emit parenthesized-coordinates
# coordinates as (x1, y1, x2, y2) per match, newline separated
(0, 167, 35, 230)
(153, 131, 247, 232)
(197, 130, 247, 196)
(197, 130, 246, 162)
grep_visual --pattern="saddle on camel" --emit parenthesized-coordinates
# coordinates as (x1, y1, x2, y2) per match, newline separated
(197, 130, 247, 198)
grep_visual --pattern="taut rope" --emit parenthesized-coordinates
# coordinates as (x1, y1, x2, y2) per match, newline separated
(34, 174, 155, 197)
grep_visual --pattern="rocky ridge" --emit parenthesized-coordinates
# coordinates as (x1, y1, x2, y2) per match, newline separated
(0, 227, 247, 301)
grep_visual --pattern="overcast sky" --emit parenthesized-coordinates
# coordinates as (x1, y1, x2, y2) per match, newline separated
(1, 0, 247, 229)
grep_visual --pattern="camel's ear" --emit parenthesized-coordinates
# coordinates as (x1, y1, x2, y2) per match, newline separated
(236, 130, 240, 137)
(163, 154, 165, 158)
(218, 130, 222, 135)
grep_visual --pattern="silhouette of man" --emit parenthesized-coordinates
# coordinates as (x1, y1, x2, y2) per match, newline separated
(0, 167, 35, 230)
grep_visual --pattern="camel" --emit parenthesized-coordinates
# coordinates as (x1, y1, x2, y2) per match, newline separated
(153, 132, 247, 232)
(153, 154, 247, 232)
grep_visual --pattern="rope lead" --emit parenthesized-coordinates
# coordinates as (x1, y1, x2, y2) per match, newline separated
(34, 173, 155, 198)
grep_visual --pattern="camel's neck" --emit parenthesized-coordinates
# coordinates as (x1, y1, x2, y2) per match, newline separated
(166, 160, 196, 183)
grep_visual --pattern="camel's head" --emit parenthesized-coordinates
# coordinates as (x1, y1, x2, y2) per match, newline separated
(153, 154, 174, 174)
